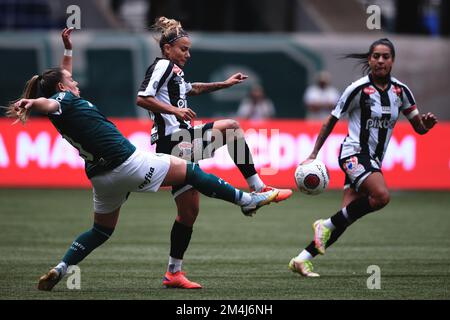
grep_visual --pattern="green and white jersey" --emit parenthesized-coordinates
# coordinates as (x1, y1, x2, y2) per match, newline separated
(48, 91, 136, 178)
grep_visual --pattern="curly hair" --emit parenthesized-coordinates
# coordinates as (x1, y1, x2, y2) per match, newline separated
(151, 16, 189, 51)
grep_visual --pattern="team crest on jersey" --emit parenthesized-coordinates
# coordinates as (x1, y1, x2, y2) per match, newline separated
(344, 156, 365, 176)
(392, 86, 402, 96)
(363, 87, 376, 95)
(172, 65, 183, 76)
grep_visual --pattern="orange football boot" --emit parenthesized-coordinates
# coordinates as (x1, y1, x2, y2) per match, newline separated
(162, 271, 202, 289)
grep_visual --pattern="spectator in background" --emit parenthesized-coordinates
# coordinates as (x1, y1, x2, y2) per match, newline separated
(303, 71, 340, 120)
(237, 85, 275, 120)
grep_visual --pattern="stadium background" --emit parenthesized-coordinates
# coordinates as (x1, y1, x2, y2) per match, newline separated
(0, 0, 449, 301)
(1, 0, 449, 189)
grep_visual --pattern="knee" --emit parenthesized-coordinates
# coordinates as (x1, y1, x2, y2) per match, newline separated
(177, 207, 199, 226)
(92, 223, 115, 242)
(221, 119, 243, 140)
(224, 119, 240, 130)
(370, 190, 390, 210)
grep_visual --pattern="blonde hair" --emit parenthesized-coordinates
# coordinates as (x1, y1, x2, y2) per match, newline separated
(4, 67, 63, 124)
(4, 75, 40, 124)
(151, 16, 188, 51)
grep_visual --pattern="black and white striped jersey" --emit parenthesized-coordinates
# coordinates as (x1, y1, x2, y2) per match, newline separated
(332, 74, 419, 164)
(138, 57, 193, 144)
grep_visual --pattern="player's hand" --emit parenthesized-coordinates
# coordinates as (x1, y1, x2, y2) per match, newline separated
(301, 153, 317, 164)
(13, 99, 33, 122)
(175, 108, 196, 121)
(224, 73, 248, 87)
(14, 99, 33, 113)
(61, 27, 74, 50)
(422, 112, 437, 130)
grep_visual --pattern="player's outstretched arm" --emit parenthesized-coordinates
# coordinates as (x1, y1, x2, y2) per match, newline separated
(305, 114, 339, 161)
(188, 73, 248, 96)
(5, 98, 59, 124)
(61, 27, 74, 74)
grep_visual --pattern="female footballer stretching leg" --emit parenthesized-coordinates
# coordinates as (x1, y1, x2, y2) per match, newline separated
(289, 38, 437, 277)
(6, 29, 280, 292)
(137, 17, 292, 288)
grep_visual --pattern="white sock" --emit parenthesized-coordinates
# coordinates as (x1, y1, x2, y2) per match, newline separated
(55, 261, 68, 276)
(246, 174, 265, 192)
(168, 257, 183, 273)
(236, 191, 252, 206)
(296, 250, 313, 261)
(323, 218, 336, 231)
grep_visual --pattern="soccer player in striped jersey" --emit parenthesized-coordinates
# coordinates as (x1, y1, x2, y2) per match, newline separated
(289, 38, 438, 277)
(5, 28, 281, 291)
(136, 17, 292, 288)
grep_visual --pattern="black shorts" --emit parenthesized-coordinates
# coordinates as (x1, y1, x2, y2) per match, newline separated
(155, 122, 215, 197)
(338, 153, 382, 191)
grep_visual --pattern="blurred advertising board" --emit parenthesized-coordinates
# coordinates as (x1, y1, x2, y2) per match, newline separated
(0, 118, 449, 190)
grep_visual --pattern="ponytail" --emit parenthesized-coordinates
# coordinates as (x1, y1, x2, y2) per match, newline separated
(5, 75, 41, 124)
(5, 67, 63, 124)
(343, 38, 396, 74)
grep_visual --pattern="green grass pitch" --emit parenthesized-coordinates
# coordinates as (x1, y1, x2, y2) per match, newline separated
(0, 188, 449, 300)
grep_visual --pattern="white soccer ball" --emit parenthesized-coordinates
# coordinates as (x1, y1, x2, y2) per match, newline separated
(294, 159, 330, 195)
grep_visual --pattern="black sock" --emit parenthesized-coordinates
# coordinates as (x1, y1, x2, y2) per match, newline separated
(170, 220, 193, 259)
(326, 226, 347, 248)
(227, 138, 257, 178)
(306, 197, 374, 256)
(305, 241, 320, 257)
(305, 225, 348, 257)
(331, 197, 374, 229)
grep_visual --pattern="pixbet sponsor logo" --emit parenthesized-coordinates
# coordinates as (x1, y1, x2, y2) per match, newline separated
(366, 117, 395, 130)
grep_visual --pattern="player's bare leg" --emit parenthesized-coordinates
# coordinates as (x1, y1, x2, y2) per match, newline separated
(163, 190, 202, 289)
(289, 175, 383, 277)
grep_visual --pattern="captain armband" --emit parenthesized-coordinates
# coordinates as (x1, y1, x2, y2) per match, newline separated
(402, 105, 419, 120)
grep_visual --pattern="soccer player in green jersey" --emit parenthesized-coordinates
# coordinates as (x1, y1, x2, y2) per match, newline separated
(5, 28, 280, 291)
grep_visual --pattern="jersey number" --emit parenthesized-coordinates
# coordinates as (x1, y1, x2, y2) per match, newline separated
(62, 134, 94, 161)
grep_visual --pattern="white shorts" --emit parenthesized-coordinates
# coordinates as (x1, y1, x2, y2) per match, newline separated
(90, 150, 171, 213)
